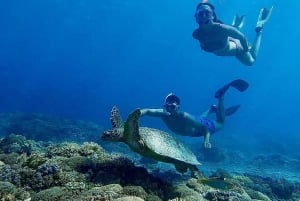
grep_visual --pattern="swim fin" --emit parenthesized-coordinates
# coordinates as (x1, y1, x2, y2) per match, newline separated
(232, 15, 245, 30)
(225, 105, 240, 116)
(215, 79, 249, 99)
(256, 6, 273, 33)
(209, 104, 240, 116)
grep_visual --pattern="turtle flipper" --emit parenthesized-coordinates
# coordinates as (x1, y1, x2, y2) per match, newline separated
(102, 106, 125, 141)
(124, 109, 142, 143)
(110, 106, 124, 129)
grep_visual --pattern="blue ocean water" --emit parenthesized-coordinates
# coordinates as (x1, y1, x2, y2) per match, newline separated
(0, 0, 299, 161)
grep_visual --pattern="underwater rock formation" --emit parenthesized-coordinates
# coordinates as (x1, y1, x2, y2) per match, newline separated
(0, 112, 299, 200)
(1, 134, 298, 200)
(0, 112, 103, 143)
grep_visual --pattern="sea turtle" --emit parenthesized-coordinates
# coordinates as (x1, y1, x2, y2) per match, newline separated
(102, 106, 202, 178)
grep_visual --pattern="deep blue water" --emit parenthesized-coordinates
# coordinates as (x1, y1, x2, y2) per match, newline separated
(0, 0, 299, 156)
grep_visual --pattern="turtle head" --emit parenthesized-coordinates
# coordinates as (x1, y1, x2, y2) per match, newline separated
(102, 128, 123, 141)
(101, 106, 124, 141)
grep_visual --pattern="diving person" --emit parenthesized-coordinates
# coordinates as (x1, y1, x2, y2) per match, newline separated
(140, 79, 249, 148)
(193, 2, 273, 66)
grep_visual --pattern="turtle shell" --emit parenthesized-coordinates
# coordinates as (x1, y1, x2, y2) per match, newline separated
(139, 127, 201, 165)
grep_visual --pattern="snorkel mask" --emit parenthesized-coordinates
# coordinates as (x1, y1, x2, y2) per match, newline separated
(194, 3, 216, 24)
(164, 93, 180, 114)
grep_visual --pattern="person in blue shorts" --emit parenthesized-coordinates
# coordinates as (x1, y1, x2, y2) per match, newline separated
(140, 79, 249, 148)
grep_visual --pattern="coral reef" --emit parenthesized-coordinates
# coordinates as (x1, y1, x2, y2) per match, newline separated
(0, 113, 299, 200)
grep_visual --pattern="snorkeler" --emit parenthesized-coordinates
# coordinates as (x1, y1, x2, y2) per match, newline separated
(140, 79, 249, 148)
(192, 2, 273, 66)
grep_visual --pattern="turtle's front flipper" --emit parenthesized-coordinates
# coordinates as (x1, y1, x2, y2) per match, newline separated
(174, 163, 188, 174)
(190, 165, 204, 179)
(124, 108, 142, 142)
(110, 106, 124, 129)
(102, 106, 125, 141)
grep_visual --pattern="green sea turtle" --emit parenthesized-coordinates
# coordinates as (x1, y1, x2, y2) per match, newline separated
(102, 106, 202, 178)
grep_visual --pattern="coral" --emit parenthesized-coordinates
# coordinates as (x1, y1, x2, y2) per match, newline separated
(269, 178, 295, 199)
(89, 156, 172, 200)
(245, 189, 271, 201)
(82, 184, 123, 199)
(31, 186, 69, 201)
(205, 190, 252, 201)
(186, 178, 209, 193)
(0, 164, 22, 187)
(0, 181, 30, 200)
(123, 185, 148, 199)
(0, 134, 32, 155)
(79, 142, 105, 156)
(169, 182, 204, 201)
(58, 170, 86, 184)
(0, 153, 19, 165)
(65, 181, 87, 194)
(115, 196, 144, 201)
(0, 181, 16, 197)
(246, 174, 296, 200)
(23, 152, 48, 169)
(24, 163, 60, 191)
(145, 194, 162, 201)
(0, 131, 298, 201)
(46, 143, 82, 158)
(65, 155, 94, 172)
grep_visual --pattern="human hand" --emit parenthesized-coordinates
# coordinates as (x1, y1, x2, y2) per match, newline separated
(164, 111, 171, 116)
(203, 141, 212, 149)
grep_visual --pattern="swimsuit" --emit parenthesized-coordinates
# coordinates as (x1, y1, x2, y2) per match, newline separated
(198, 118, 216, 134)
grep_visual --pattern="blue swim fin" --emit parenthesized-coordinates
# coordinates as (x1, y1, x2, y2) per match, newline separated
(215, 79, 249, 99)
(232, 15, 245, 30)
(225, 105, 240, 116)
(256, 6, 273, 33)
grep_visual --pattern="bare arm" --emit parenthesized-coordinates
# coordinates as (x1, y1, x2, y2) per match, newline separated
(219, 23, 249, 51)
(140, 109, 166, 117)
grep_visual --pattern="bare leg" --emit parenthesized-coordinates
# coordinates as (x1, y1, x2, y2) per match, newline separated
(216, 96, 225, 123)
(210, 96, 225, 132)
(250, 31, 262, 60)
(200, 109, 213, 118)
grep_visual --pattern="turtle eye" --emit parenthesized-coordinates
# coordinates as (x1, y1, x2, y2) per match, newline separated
(102, 130, 112, 139)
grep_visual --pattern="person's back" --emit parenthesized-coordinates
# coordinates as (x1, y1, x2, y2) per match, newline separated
(193, 23, 230, 52)
(161, 111, 207, 136)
